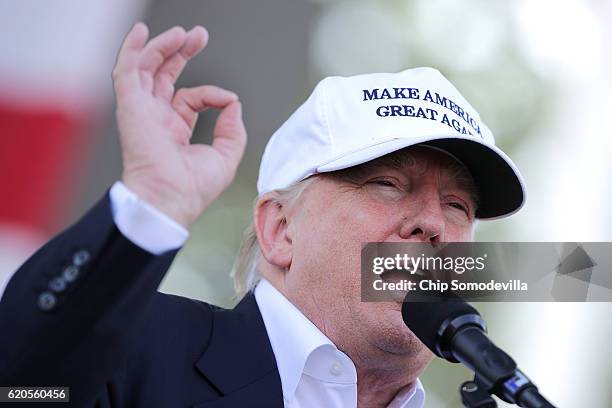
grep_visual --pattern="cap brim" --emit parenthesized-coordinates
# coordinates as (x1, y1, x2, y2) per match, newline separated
(316, 135, 526, 220)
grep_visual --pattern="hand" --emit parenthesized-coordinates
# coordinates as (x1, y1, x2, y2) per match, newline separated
(112, 22, 247, 228)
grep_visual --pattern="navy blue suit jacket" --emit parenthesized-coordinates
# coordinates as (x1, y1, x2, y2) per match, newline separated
(0, 193, 284, 407)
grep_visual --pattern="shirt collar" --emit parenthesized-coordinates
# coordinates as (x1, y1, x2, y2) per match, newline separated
(254, 278, 425, 407)
(254, 278, 339, 400)
(389, 380, 426, 408)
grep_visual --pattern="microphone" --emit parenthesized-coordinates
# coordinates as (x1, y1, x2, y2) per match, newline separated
(402, 295, 556, 408)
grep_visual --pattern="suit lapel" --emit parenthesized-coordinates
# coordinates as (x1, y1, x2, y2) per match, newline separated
(193, 293, 283, 407)
(191, 370, 283, 408)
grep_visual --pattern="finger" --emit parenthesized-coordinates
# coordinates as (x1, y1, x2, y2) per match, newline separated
(172, 85, 239, 129)
(212, 101, 247, 172)
(153, 26, 208, 100)
(138, 26, 187, 78)
(112, 22, 149, 95)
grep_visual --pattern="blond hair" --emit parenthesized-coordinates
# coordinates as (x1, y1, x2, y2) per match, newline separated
(230, 176, 318, 298)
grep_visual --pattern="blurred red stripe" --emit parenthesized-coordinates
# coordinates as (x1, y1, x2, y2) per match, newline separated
(0, 102, 89, 232)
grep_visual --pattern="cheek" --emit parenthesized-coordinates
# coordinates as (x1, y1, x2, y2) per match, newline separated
(329, 199, 399, 260)
(293, 198, 397, 284)
(444, 221, 474, 241)
(337, 196, 399, 236)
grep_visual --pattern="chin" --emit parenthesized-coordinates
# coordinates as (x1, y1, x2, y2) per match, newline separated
(366, 307, 425, 356)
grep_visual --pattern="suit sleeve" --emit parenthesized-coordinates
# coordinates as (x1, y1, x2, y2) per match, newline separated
(0, 191, 181, 406)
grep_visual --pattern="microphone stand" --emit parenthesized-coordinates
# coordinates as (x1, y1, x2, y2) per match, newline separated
(459, 368, 556, 408)
(460, 377, 498, 408)
(445, 322, 556, 408)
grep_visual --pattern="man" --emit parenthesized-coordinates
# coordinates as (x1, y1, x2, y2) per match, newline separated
(0, 23, 525, 407)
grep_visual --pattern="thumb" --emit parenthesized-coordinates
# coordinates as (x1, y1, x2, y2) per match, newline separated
(212, 101, 247, 173)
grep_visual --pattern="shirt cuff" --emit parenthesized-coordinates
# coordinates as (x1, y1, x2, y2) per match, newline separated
(109, 181, 189, 255)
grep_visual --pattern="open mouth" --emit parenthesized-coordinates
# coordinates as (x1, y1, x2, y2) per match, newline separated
(379, 266, 433, 304)
(380, 267, 428, 283)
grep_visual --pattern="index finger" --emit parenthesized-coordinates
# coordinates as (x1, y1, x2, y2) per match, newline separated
(172, 85, 239, 129)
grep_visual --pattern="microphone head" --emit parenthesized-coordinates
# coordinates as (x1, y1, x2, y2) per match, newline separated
(401, 294, 481, 357)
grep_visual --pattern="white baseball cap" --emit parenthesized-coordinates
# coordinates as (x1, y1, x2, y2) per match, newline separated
(257, 67, 526, 219)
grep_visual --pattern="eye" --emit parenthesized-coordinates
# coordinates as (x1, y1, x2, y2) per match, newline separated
(363, 178, 406, 202)
(448, 202, 468, 213)
(369, 179, 398, 188)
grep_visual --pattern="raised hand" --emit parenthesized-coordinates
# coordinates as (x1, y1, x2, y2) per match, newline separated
(112, 22, 247, 228)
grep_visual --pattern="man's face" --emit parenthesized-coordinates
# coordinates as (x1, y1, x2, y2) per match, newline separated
(282, 146, 478, 371)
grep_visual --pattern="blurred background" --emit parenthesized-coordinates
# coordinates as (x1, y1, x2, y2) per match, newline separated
(1, 0, 611, 406)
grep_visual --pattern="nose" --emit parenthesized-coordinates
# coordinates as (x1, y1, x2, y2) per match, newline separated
(398, 193, 445, 244)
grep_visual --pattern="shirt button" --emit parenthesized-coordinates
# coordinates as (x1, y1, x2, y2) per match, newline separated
(330, 361, 343, 376)
(72, 250, 91, 267)
(62, 265, 80, 282)
(38, 292, 57, 311)
(48, 277, 67, 293)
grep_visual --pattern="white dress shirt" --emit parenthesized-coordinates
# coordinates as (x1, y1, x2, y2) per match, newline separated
(2, 181, 426, 408)
(255, 278, 425, 408)
(109, 181, 189, 254)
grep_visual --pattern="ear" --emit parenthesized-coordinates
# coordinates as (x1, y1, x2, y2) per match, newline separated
(254, 192, 293, 270)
